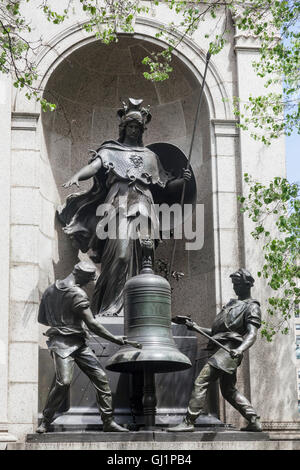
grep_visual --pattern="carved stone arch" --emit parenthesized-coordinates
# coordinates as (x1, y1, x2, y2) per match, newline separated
(33, 16, 233, 327)
(34, 18, 230, 121)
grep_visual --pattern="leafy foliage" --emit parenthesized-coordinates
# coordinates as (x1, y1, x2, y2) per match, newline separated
(232, 0, 300, 144)
(0, 1, 299, 135)
(239, 174, 300, 341)
(0, 0, 58, 110)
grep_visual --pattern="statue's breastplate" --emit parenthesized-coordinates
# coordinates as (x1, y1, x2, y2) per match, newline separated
(99, 148, 168, 187)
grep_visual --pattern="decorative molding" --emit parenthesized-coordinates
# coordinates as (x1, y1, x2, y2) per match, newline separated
(211, 119, 239, 137)
(232, 5, 280, 52)
(0, 432, 17, 443)
(234, 34, 261, 53)
(11, 112, 40, 131)
(262, 421, 300, 431)
(235, 45, 261, 53)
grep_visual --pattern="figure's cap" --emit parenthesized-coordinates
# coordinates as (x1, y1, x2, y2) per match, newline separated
(117, 98, 152, 127)
(73, 262, 97, 278)
(230, 268, 254, 287)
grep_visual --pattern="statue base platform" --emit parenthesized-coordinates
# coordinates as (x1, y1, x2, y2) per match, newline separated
(24, 428, 270, 443)
(9, 429, 300, 450)
(39, 325, 220, 428)
(46, 411, 224, 431)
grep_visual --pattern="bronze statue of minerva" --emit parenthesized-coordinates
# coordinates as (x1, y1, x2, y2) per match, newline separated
(57, 98, 194, 317)
(169, 268, 262, 433)
(36, 262, 129, 433)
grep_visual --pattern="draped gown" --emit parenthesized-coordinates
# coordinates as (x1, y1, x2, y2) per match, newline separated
(58, 140, 174, 317)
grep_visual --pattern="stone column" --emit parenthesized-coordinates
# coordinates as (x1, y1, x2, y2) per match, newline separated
(235, 34, 300, 429)
(211, 119, 251, 427)
(0, 74, 18, 448)
(212, 119, 240, 307)
(8, 112, 40, 440)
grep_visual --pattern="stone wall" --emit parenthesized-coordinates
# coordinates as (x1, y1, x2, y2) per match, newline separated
(0, 3, 297, 443)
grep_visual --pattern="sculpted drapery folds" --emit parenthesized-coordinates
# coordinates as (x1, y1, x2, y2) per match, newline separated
(58, 98, 194, 317)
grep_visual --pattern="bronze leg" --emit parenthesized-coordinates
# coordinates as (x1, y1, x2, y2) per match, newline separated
(187, 363, 220, 420)
(74, 346, 113, 422)
(43, 352, 75, 422)
(219, 371, 257, 419)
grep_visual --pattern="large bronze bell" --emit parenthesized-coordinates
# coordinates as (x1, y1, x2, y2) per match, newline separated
(106, 256, 191, 374)
(106, 239, 191, 429)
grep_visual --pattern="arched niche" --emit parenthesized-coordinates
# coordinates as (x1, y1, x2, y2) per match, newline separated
(38, 33, 217, 424)
(41, 35, 215, 322)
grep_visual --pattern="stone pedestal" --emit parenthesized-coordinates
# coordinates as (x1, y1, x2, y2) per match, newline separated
(11, 429, 300, 451)
(38, 325, 221, 429)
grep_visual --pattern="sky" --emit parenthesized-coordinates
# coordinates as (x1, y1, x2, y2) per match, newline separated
(286, 130, 300, 184)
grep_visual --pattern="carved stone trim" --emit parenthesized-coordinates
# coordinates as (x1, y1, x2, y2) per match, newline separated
(0, 432, 17, 443)
(262, 421, 300, 431)
(11, 112, 40, 131)
(211, 119, 239, 137)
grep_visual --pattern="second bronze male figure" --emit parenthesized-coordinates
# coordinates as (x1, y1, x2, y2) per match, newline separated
(170, 268, 262, 433)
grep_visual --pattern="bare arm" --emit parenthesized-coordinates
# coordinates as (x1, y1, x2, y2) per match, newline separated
(77, 307, 125, 345)
(63, 158, 102, 188)
(230, 324, 258, 358)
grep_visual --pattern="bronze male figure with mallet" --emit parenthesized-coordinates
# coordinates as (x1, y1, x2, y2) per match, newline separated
(37, 262, 141, 433)
(169, 268, 262, 433)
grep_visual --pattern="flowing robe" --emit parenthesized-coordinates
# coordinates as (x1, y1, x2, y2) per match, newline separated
(58, 140, 174, 317)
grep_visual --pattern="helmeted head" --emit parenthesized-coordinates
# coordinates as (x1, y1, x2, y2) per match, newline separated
(117, 98, 151, 145)
(230, 268, 254, 297)
(72, 262, 97, 286)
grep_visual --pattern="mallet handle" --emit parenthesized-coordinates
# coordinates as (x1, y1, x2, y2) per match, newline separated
(191, 324, 231, 354)
(124, 339, 142, 349)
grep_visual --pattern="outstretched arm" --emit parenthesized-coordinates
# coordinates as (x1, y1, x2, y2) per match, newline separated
(230, 324, 258, 359)
(63, 158, 102, 188)
(78, 307, 125, 345)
